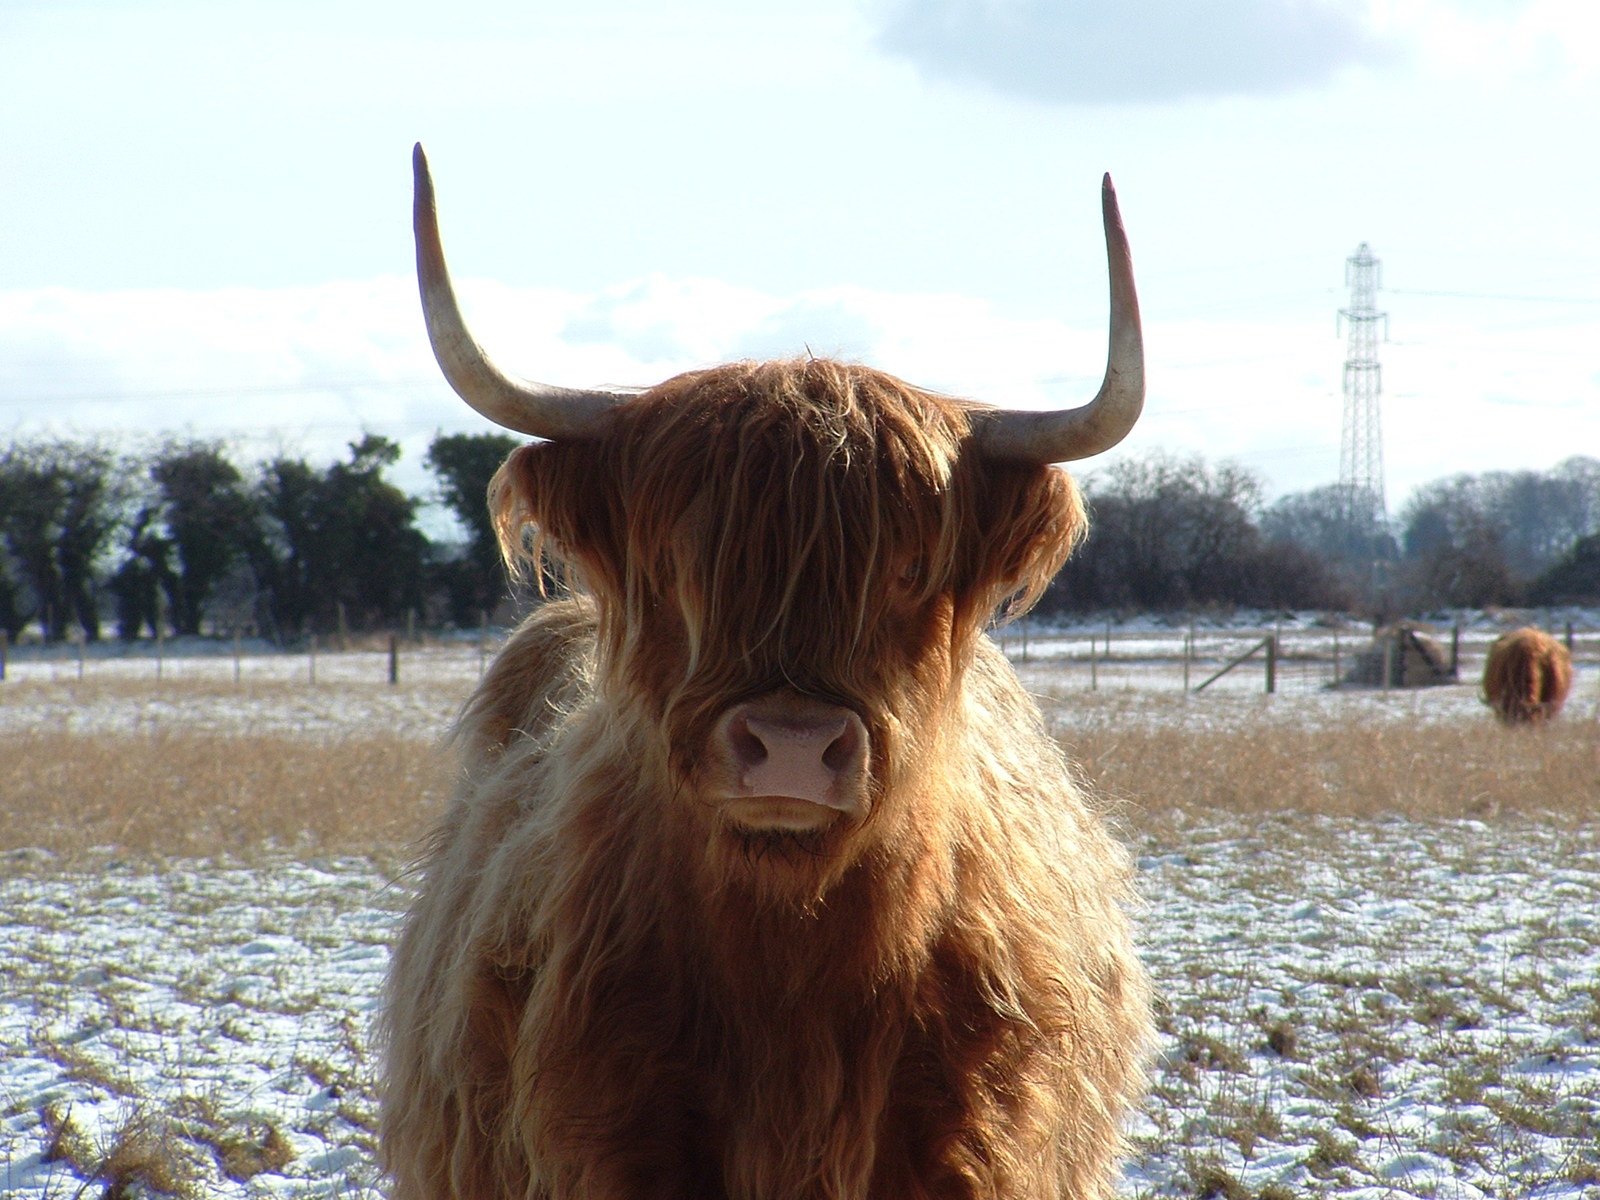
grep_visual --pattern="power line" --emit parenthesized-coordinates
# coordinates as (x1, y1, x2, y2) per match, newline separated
(1387, 287, 1600, 305)
(0, 378, 443, 408)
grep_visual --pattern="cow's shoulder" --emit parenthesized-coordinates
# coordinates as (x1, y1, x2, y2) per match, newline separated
(459, 596, 598, 758)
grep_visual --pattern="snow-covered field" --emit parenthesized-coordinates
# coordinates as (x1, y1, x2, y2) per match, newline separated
(2, 625, 1597, 1198)
(1, 857, 397, 1199)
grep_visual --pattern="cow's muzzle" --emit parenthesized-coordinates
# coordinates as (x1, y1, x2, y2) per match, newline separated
(707, 693, 870, 832)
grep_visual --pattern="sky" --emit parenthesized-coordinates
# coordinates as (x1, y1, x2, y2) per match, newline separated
(3, 0, 1598, 530)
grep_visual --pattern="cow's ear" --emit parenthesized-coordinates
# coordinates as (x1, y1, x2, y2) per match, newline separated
(964, 462, 1086, 620)
(489, 442, 623, 590)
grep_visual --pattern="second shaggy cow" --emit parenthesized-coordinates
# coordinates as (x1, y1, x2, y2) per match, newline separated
(1482, 627, 1573, 725)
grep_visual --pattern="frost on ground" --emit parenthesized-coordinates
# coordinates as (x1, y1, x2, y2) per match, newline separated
(0, 859, 402, 1199)
(1127, 817, 1600, 1199)
(2, 820, 1596, 1199)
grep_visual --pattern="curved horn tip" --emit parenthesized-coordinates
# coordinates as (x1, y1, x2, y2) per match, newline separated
(970, 174, 1143, 465)
(407, 146, 638, 440)
(1101, 173, 1126, 225)
(412, 144, 433, 194)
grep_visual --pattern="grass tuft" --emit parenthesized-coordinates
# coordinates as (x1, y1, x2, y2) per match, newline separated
(45, 1106, 204, 1200)
(210, 1120, 296, 1182)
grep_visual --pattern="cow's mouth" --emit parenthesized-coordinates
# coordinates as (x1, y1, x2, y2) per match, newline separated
(722, 795, 847, 834)
(725, 817, 834, 866)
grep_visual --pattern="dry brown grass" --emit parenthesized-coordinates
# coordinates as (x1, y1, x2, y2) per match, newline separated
(1057, 703, 1600, 837)
(1, 671, 1595, 867)
(0, 728, 452, 867)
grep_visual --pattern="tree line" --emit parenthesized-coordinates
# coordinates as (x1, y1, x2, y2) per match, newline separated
(3, 436, 1598, 646)
(1046, 452, 1600, 617)
(0, 433, 519, 645)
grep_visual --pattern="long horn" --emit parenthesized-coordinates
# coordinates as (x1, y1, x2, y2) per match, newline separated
(412, 143, 634, 439)
(973, 174, 1144, 464)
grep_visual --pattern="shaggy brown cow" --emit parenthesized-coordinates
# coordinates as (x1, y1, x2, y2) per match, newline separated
(1482, 627, 1573, 725)
(380, 144, 1153, 1200)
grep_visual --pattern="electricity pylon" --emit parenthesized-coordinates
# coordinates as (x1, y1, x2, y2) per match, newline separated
(1338, 242, 1389, 538)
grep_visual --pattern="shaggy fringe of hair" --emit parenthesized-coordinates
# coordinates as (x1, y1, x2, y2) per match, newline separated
(489, 359, 1082, 755)
(489, 360, 1081, 620)
(1481, 626, 1573, 725)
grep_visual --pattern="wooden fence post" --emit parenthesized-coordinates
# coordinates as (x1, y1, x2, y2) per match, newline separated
(309, 633, 318, 685)
(1090, 634, 1098, 692)
(1182, 626, 1192, 692)
(153, 591, 165, 682)
(1, 630, 7, 681)
(1192, 636, 1273, 694)
(389, 633, 400, 685)
(1450, 624, 1461, 678)
(1265, 634, 1277, 695)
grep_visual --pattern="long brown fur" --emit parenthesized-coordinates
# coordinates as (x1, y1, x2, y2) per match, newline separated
(380, 359, 1151, 1199)
(1482, 626, 1573, 725)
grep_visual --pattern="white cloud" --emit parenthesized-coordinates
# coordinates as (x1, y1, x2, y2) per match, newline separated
(874, 0, 1399, 103)
(2, 273, 1595, 514)
(873, 0, 1600, 105)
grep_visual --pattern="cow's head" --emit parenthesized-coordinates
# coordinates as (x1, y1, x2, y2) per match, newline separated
(412, 145, 1142, 892)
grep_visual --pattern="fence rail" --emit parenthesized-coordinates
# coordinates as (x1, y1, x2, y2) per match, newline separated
(2, 621, 1597, 698)
(0, 629, 497, 688)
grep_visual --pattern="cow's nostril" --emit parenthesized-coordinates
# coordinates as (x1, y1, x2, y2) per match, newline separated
(729, 718, 769, 769)
(821, 721, 861, 773)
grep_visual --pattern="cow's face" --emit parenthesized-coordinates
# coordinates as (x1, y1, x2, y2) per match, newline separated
(493, 358, 1084, 878)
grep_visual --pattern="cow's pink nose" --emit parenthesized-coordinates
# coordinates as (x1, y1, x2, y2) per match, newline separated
(716, 701, 868, 813)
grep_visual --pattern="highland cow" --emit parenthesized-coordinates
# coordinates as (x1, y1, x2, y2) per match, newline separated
(380, 144, 1153, 1200)
(1482, 626, 1573, 725)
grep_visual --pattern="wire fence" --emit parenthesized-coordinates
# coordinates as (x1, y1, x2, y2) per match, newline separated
(0, 630, 495, 688)
(992, 620, 1600, 698)
(3, 620, 1597, 701)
